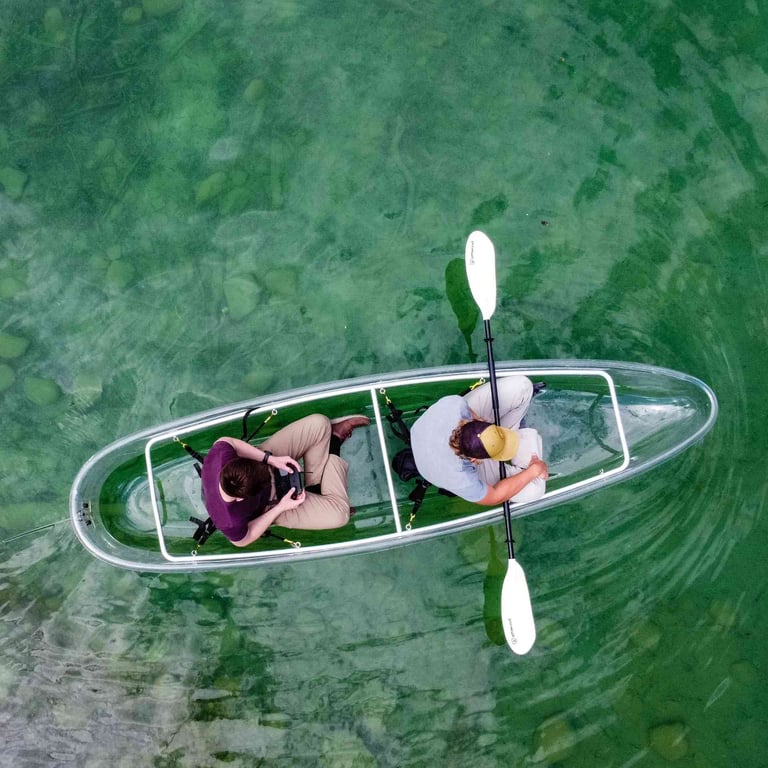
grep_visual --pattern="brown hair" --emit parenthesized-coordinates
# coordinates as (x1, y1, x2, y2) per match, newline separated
(220, 458, 271, 499)
(449, 419, 492, 459)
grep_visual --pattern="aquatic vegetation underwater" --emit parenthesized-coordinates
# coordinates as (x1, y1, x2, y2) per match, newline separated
(1, 0, 767, 764)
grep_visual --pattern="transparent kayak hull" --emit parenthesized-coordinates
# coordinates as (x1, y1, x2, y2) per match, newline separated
(69, 360, 717, 572)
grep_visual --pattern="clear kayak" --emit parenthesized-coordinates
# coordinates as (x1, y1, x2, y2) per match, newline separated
(69, 360, 717, 572)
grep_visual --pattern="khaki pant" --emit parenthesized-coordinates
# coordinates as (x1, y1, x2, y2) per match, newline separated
(259, 414, 351, 530)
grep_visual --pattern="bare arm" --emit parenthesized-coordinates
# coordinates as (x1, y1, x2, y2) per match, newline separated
(231, 489, 307, 547)
(477, 456, 548, 506)
(215, 437, 300, 474)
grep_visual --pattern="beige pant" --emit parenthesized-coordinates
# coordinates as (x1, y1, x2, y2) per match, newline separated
(259, 414, 351, 530)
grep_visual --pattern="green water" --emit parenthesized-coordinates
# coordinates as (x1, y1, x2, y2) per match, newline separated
(1, 0, 766, 765)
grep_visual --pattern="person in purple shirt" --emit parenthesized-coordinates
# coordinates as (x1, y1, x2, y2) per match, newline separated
(201, 413, 369, 547)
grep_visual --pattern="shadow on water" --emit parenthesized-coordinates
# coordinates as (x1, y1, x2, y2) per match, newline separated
(444, 257, 479, 362)
(482, 527, 507, 646)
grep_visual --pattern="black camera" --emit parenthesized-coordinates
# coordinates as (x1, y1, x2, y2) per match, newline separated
(274, 467, 304, 499)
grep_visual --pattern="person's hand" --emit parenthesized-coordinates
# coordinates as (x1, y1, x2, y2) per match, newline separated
(277, 488, 306, 510)
(269, 455, 301, 475)
(528, 454, 549, 480)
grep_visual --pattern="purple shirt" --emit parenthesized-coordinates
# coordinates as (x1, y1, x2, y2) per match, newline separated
(201, 441, 267, 542)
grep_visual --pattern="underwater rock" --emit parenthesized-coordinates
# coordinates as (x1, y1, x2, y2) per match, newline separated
(195, 171, 228, 205)
(708, 598, 738, 631)
(208, 136, 242, 162)
(44, 7, 67, 42)
(730, 660, 758, 685)
(242, 369, 274, 394)
(73, 372, 103, 409)
(122, 6, 143, 24)
(23, 376, 61, 406)
(612, 685, 645, 732)
(0, 331, 29, 359)
(244, 78, 265, 104)
(105, 259, 136, 290)
(649, 722, 689, 761)
(0, 166, 28, 201)
(223, 274, 261, 320)
(0, 363, 14, 392)
(532, 713, 576, 763)
(261, 266, 299, 300)
(142, 0, 183, 17)
(629, 617, 661, 651)
(0, 275, 25, 298)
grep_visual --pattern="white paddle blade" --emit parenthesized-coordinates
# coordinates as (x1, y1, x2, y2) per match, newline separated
(465, 230, 497, 320)
(501, 558, 536, 655)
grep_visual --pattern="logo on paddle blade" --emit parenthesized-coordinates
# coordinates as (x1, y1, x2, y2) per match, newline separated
(467, 240, 476, 266)
(506, 618, 518, 645)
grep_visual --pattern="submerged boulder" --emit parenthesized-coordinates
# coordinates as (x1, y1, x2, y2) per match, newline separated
(72, 372, 103, 409)
(195, 171, 228, 206)
(532, 713, 576, 763)
(649, 722, 688, 761)
(708, 598, 738, 631)
(105, 259, 136, 290)
(0, 166, 28, 200)
(241, 369, 274, 394)
(730, 659, 758, 685)
(629, 617, 661, 651)
(43, 7, 67, 42)
(122, 6, 143, 24)
(223, 274, 261, 320)
(0, 332, 29, 359)
(23, 376, 61, 406)
(244, 78, 265, 104)
(0, 275, 25, 298)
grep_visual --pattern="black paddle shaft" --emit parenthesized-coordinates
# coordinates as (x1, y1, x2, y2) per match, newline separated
(483, 318, 516, 560)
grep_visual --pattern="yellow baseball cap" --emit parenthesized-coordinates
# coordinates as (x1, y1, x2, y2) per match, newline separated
(460, 421, 520, 461)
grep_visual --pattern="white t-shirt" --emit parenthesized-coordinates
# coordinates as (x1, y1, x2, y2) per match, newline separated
(410, 395, 487, 502)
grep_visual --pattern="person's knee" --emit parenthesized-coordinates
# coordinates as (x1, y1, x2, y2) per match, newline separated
(329, 509, 351, 528)
(500, 375, 533, 403)
(297, 413, 331, 442)
(307, 413, 331, 431)
(322, 499, 351, 528)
